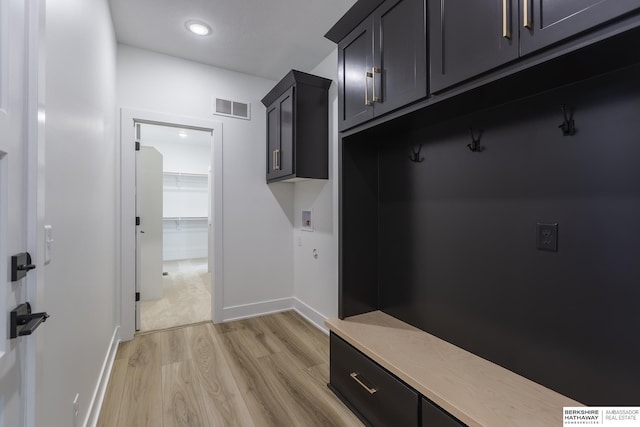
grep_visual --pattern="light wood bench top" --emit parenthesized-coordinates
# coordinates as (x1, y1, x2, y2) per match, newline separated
(326, 311, 583, 427)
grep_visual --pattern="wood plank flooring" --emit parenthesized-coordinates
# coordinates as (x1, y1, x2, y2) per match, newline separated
(98, 311, 363, 427)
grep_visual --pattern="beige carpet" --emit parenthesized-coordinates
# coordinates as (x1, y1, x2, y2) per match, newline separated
(140, 258, 211, 332)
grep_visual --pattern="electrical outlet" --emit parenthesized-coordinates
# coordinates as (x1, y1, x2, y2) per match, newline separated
(536, 223, 558, 252)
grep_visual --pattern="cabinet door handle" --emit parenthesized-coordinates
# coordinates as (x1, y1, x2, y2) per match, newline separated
(272, 150, 276, 171)
(350, 372, 378, 394)
(523, 0, 532, 29)
(372, 67, 381, 103)
(502, 0, 511, 39)
(364, 71, 374, 106)
(275, 149, 280, 170)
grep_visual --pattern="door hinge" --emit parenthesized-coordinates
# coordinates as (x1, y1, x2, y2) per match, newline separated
(136, 216, 140, 226)
(135, 292, 140, 302)
(135, 141, 140, 151)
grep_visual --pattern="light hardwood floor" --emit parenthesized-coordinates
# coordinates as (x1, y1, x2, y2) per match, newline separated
(140, 259, 210, 332)
(98, 311, 363, 427)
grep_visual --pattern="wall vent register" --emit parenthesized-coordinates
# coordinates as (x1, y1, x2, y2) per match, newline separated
(213, 97, 251, 120)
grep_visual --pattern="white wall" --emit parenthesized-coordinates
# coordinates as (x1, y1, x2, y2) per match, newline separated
(42, 0, 118, 425)
(117, 45, 294, 317)
(293, 51, 340, 327)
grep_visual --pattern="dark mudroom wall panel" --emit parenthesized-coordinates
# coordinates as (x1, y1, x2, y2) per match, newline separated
(377, 64, 640, 405)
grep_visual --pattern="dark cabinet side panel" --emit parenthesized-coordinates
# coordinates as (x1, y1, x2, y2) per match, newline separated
(373, 0, 427, 116)
(429, 0, 519, 92)
(340, 136, 379, 318)
(520, 0, 640, 55)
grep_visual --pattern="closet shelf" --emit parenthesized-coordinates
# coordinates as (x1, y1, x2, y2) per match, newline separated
(163, 171, 207, 178)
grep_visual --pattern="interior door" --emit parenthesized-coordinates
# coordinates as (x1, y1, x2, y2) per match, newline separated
(138, 147, 163, 302)
(134, 126, 164, 330)
(0, 0, 39, 425)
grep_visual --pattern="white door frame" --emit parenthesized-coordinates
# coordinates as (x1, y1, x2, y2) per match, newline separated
(119, 109, 224, 341)
(26, 0, 46, 425)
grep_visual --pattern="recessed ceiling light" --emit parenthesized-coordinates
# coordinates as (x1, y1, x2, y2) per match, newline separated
(178, 131, 188, 138)
(185, 20, 211, 36)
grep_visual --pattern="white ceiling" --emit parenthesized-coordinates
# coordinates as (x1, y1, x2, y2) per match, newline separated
(108, 0, 357, 81)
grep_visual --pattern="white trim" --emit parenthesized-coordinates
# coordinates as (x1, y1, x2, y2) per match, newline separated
(83, 326, 120, 427)
(222, 297, 294, 322)
(119, 108, 224, 340)
(25, 1, 46, 426)
(293, 298, 329, 334)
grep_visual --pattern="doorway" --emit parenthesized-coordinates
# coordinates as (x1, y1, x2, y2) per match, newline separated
(120, 109, 223, 341)
(137, 123, 212, 331)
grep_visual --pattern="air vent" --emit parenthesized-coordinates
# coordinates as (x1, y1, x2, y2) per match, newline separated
(213, 97, 251, 120)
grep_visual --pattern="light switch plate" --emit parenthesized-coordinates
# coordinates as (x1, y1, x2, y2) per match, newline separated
(44, 225, 53, 264)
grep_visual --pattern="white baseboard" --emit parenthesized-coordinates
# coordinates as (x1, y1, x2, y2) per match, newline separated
(221, 297, 330, 335)
(83, 326, 120, 427)
(293, 298, 329, 334)
(222, 297, 294, 322)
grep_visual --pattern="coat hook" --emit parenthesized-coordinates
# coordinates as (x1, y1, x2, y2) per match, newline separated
(559, 105, 576, 136)
(409, 143, 424, 163)
(468, 127, 484, 152)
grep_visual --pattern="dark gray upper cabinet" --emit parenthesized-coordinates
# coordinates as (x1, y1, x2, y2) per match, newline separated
(430, 0, 519, 93)
(334, 0, 427, 130)
(430, 0, 640, 92)
(520, 0, 640, 55)
(261, 70, 331, 183)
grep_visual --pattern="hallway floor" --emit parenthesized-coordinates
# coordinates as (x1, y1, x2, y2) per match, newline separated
(140, 258, 211, 332)
(98, 311, 363, 426)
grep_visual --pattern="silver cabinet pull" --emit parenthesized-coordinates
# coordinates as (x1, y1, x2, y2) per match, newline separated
(523, 0, 532, 29)
(274, 149, 280, 170)
(272, 150, 276, 171)
(372, 67, 381, 102)
(502, 0, 511, 39)
(350, 372, 378, 394)
(365, 71, 374, 106)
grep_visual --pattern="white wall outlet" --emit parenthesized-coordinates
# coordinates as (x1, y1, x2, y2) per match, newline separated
(301, 209, 313, 232)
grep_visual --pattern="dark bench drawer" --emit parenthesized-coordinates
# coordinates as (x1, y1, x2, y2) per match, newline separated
(422, 397, 465, 427)
(330, 332, 419, 427)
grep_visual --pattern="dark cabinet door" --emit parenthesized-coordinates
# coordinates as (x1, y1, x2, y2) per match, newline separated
(338, 18, 375, 130)
(266, 87, 294, 181)
(373, 0, 427, 116)
(430, 0, 519, 93)
(338, 0, 427, 130)
(520, 0, 640, 55)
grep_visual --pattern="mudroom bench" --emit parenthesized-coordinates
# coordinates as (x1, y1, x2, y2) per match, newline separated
(327, 311, 582, 427)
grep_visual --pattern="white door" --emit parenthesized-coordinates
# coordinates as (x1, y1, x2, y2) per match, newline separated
(138, 146, 163, 302)
(0, 0, 43, 425)
(134, 125, 164, 331)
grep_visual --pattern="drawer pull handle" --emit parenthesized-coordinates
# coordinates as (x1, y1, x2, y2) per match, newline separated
(372, 67, 381, 103)
(523, 0, 532, 29)
(502, 0, 511, 39)
(350, 372, 378, 395)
